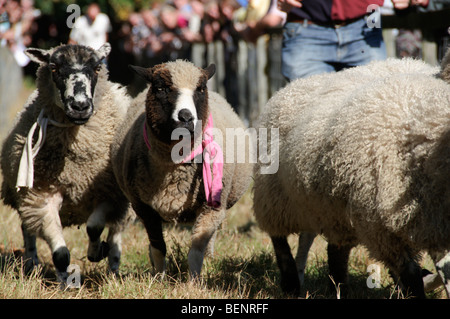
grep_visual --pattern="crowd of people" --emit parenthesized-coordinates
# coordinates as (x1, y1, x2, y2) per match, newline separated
(0, 0, 283, 69)
(116, 0, 283, 68)
(0, 0, 40, 67)
(1, 0, 449, 90)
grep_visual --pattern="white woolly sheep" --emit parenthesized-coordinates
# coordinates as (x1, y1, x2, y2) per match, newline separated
(111, 60, 253, 277)
(253, 55, 450, 298)
(1, 44, 132, 284)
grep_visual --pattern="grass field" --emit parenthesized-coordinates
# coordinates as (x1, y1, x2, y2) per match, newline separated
(0, 83, 446, 299)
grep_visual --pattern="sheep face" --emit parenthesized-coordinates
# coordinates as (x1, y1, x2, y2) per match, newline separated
(130, 61, 215, 144)
(25, 43, 111, 125)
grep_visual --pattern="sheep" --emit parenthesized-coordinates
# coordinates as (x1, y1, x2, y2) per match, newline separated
(253, 55, 450, 298)
(0, 43, 132, 285)
(111, 60, 253, 277)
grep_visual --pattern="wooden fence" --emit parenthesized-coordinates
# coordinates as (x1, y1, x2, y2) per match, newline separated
(1, 9, 449, 134)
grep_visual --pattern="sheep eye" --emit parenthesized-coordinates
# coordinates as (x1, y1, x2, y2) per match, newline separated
(197, 82, 206, 93)
(50, 63, 57, 73)
(156, 87, 170, 94)
(95, 64, 102, 74)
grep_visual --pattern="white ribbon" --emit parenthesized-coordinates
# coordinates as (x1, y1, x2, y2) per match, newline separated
(16, 109, 74, 190)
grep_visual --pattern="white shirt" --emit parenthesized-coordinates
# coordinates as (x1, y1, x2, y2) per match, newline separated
(69, 13, 111, 50)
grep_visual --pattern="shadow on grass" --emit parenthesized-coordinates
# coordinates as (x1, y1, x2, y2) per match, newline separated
(152, 236, 394, 299)
(0, 247, 65, 291)
(204, 253, 401, 299)
(2, 239, 444, 299)
(302, 261, 394, 299)
(302, 261, 445, 299)
(204, 251, 284, 298)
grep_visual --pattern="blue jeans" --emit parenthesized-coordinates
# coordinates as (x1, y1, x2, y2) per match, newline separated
(281, 17, 387, 81)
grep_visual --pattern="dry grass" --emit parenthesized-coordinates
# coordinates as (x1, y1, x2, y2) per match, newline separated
(1, 190, 446, 299)
(0, 83, 447, 300)
(0, 193, 283, 299)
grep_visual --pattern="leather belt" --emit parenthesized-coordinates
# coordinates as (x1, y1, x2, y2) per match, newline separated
(286, 13, 364, 28)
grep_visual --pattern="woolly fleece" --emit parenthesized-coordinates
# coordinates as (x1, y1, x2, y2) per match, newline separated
(1, 48, 131, 235)
(253, 57, 450, 272)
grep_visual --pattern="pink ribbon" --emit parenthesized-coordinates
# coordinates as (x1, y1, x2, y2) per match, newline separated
(143, 113, 223, 208)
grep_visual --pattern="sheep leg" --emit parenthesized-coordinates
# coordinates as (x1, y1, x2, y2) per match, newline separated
(133, 202, 166, 275)
(369, 239, 425, 298)
(327, 243, 352, 298)
(435, 253, 450, 298)
(428, 251, 450, 298)
(397, 260, 425, 298)
(86, 202, 112, 263)
(21, 192, 69, 284)
(295, 232, 315, 286)
(106, 225, 122, 274)
(271, 236, 300, 295)
(21, 223, 39, 274)
(45, 228, 70, 285)
(205, 231, 218, 257)
(188, 207, 225, 278)
(39, 196, 70, 285)
(387, 259, 425, 298)
(146, 217, 166, 275)
(422, 268, 443, 293)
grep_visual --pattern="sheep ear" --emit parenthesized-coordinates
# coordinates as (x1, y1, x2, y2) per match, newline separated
(129, 65, 152, 82)
(204, 64, 216, 80)
(96, 42, 111, 60)
(24, 48, 51, 65)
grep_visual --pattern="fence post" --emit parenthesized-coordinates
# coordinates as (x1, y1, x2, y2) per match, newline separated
(422, 30, 439, 65)
(256, 35, 268, 122)
(237, 39, 249, 125)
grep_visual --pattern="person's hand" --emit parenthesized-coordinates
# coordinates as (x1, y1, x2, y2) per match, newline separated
(277, 0, 303, 13)
(392, 0, 410, 9)
(411, 0, 429, 6)
(392, 0, 429, 9)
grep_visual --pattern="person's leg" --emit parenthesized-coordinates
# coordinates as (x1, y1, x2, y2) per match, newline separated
(281, 22, 338, 81)
(338, 17, 387, 68)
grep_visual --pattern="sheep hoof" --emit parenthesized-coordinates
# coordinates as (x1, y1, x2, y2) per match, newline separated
(52, 246, 70, 273)
(154, 271, 166, 282)
(56, 271, 69, 290)
(399, 262, 426, 298)
(108, 256, 120, 274)
(271, 236, 301, 296)
(52, 246, 70, 289)
(280, 276, 301, 296)
(23, 255, 39, 275)
(88, 241, 110, 262)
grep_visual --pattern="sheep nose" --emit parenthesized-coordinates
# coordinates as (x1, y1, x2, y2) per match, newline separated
(178, 109, 194, 123)
(71, 100, 90, 112)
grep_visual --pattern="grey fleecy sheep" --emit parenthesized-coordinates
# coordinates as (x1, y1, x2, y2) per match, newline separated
(111, 60, 253, 277)
(253, 54, 450, 298)
(0, 44, 132, 284)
